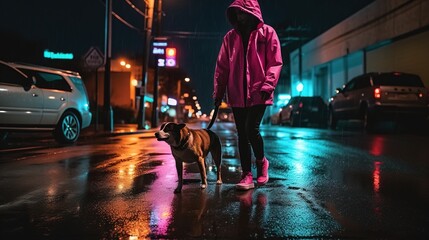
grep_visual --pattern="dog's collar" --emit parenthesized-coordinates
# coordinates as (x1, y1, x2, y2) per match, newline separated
(172, 132, 191, 151)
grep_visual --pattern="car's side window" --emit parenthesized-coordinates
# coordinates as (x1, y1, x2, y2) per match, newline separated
(343, 79, 356, 92)
(289, 97, 298, 106)
(354, 75, 370, 90)
(19, 69, 71, 92)
(0, 64, 27, 86)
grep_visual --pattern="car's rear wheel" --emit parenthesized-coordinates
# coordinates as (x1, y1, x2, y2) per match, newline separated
(363, 107, 375, 132)
(278, 112, 284, 125)
(328, 109, 337, 129)
(290, 113, 300, 127)
(54, 111, 81, 144)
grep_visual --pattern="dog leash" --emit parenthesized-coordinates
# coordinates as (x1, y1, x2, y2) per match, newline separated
(206, 105, 219, 130)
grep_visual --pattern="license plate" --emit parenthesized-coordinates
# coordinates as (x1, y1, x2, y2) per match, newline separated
(387, 93, 417, 101)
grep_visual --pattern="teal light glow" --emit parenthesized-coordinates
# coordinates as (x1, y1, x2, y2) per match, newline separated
(44, 49, 74, 60)
(144, 96, 154, 103)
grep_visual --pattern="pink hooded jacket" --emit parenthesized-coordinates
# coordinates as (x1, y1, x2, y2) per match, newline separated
(213, 0, 283, 107)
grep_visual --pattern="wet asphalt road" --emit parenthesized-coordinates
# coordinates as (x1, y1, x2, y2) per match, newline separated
(0, 121, 429, 239)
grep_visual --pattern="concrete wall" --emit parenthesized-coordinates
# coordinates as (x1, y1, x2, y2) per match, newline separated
(367, 30, 429, 84)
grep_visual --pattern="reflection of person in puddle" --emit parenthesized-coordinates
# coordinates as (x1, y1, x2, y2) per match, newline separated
(236, 190, 268, 236)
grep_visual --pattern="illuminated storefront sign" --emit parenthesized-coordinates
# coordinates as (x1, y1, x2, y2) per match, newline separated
(152, 39, 178, 68)
(43, 49, 74, 60)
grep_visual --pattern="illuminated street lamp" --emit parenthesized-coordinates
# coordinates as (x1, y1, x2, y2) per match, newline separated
(296, 82, 304, 96)
(177, 78, 190, 122)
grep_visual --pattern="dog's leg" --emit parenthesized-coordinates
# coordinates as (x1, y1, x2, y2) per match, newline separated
(197, 157, 208, 189)
(211, 137, 223, 185)
(175, 160, 183, 193)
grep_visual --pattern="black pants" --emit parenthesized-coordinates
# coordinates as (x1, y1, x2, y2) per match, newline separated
(232, 105, 267, 173)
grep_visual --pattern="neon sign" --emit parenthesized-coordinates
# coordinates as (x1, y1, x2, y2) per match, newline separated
(43, 49, 74, 60)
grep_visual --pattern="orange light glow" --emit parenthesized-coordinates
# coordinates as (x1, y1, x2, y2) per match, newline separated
(131, 79, 138, 86)
(166, 48, 176, 57)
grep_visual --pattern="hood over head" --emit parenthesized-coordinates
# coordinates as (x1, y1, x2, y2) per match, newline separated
(227, 0, 264, 28)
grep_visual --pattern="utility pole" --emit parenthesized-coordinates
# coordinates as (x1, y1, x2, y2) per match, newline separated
(104, 0, 113, 131)
(151, 0, 162, 128)
(137, 0, 154, 129)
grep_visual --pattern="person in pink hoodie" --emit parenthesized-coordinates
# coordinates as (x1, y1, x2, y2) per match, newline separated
(213, 0, 283, 190)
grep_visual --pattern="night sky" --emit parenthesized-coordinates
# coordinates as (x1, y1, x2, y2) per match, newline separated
(0, 0, 374, 113)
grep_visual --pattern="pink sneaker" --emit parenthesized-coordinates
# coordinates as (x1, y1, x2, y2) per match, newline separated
(256, 157, 269, 186)
(236, 172, 255, 190)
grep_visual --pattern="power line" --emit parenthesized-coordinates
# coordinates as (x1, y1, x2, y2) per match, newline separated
(163, 31, 223, 40)
(112, 11, 142, 33)
(123, 0, 146, 17)
(98, 0, 143, 33)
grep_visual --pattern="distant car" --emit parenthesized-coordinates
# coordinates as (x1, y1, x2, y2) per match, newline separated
(0, 60, 92, 143)
(328, 72, 429, 131)
(277, 96, 328, 127)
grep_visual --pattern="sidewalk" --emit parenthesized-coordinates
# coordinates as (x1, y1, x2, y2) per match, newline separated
(81, 124, 158, 138)
(80, 121, 211, 139)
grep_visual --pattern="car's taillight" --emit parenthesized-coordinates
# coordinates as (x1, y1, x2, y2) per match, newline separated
(374, 88, 381, 99)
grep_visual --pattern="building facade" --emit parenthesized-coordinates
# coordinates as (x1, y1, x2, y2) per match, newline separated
(290, 0, 429, 102)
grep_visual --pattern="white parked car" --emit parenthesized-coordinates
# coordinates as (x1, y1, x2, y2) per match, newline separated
(0, 60, 92, 143)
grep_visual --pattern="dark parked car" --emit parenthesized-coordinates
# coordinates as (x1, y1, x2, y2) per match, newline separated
(328, 72, 429, 131)
(277, 96, 328, 127)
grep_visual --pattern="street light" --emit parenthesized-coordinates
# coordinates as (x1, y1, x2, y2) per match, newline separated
(177, 78, 190, 122)
(296, 82, 304, 96)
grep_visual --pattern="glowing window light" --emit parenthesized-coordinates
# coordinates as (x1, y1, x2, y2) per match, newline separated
(167, 98, 177, 106)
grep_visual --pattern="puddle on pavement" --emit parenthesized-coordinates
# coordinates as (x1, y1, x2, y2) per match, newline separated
(131, 172, 158, 194)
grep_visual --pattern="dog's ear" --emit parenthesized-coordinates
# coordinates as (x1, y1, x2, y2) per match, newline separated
(177, 123, 186, 129)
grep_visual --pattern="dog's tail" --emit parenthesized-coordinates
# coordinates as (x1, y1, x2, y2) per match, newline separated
(206, 105, 219, 130)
